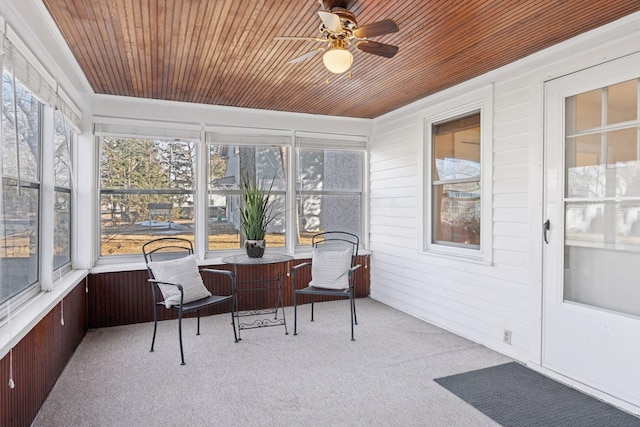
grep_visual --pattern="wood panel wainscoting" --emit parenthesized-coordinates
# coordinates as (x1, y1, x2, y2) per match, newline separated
(0, 256, 368, 425)
(88, 255, 370, 328)
(0, 280, 87, 427)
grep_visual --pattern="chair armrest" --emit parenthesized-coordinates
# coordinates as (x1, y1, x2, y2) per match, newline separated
(290, 262, 311, 290)
(348, 264, 361, 289)
(201, 268, 236, 293)
(148, 278, 183, 292)
(290, 262, 311, 274)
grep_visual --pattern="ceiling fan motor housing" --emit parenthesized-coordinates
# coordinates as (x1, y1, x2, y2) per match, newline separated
(319, 7, 358, 37)
(330, 7, 358, 30)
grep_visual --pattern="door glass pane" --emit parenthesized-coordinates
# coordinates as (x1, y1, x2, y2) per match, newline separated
(571, 133, 602, 167)
(607, 128, 637, 165)
(607, 79, 637, 125)
(565, 202, 604, 245)
(571, 89, 602, 132)
(565, 246, 640, 317)
(564, 79, 640, 316)
(616, 161, 640, 197)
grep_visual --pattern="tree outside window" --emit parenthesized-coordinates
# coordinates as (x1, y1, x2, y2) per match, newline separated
(1, 71, 41, 303)
(99, 137, 196, 256)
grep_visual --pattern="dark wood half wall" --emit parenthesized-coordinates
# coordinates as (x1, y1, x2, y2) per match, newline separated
(0, 280, 87, 427)
(0, 257, 368, 425)
(88, 255, 370, 328)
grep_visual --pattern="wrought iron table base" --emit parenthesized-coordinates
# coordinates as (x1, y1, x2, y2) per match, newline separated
(222, 254, 291, 340)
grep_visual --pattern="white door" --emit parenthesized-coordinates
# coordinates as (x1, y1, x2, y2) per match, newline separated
(543, 53, 640, 407)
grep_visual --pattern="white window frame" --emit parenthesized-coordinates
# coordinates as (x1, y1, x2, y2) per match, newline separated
(419, 85, 493, 263)
(205, 127, 292, 256)
(294, 132, 367, 251)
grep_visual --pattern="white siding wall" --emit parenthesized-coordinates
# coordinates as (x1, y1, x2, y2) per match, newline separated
(369, 12, 640, 363)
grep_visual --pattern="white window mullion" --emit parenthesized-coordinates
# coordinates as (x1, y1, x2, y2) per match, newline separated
(286, 131, 296, 253)
(195, 127, 207, 259)
(40, 105, 55, 291)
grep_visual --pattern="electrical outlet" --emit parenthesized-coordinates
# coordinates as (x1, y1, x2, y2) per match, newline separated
(503, 329, 512, 345)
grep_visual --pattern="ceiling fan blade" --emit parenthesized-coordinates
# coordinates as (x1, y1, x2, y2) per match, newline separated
(274, 36, 325, 43)
(289, 48, 324, 63)
(318, 11, 342, 33)
(353, 19, 399, 38)
(356, 40, 399, 58)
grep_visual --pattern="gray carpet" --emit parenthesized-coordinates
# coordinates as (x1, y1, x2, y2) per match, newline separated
(435, 362, 640, 427)
(34, 298, 514, 426)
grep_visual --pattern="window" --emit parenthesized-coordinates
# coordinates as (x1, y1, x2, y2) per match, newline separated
(96, 129, 366, 259)
(422, 85, 492, 261)
(53, 111, 72, 270)
(1, 70, 42, 303)
(99, 137, 196, 256)
(296, 148, 363, 245)
(207, 133, 288, 252)
(431, 113, 481, 248)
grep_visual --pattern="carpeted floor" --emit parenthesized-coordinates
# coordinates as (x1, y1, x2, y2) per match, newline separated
(435, 362, 640, 427)
(32, 298, 635, 426)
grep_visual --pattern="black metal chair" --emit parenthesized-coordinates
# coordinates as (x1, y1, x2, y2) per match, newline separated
(290, 231, 361, 340)
(142, 237, 237, 365)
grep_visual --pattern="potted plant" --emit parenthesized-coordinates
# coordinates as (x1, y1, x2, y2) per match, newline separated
(239, 176, 277, 258)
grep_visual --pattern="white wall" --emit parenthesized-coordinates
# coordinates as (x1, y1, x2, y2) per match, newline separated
(93, 94, 372, 137)
(369, 12, 640, 366)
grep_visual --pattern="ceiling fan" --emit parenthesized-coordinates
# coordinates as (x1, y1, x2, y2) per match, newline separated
(275, 1, 399, 75)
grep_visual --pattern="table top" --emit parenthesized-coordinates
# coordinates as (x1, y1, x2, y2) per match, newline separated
(221, 253, 293, 265)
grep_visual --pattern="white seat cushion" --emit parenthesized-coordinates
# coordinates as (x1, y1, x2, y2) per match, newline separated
(310, 247, 352, 290)
(147, 254, 212, 308)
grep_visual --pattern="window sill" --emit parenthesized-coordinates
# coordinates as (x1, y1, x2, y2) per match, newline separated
(418, 248, 493, 266)
(91, 248, 372, 274)
(0, 269, 88, 360)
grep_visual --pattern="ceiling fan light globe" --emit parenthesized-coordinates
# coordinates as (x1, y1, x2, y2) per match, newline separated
(322, 48, 353, 74)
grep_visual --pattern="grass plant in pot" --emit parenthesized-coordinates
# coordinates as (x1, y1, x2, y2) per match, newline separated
(239, 176, 277, 258)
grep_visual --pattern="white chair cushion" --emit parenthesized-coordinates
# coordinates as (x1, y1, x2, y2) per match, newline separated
(310, 247, 352, 290)
(147, 254, 212, 308)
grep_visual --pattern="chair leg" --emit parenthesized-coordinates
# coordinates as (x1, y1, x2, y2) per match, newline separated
(231, 298, 238, 343)
(353, 295, 358, 325)
(178, 309, 185, 365)
(293, 292, 298, 336)
(311, 295, 315, 322)
(150, 304, 158, 353)
(349, 293, 355, 341)
(196, 310, 201, 335)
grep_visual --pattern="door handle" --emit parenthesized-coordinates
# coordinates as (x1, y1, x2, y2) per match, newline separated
(543, 219, 550, 244)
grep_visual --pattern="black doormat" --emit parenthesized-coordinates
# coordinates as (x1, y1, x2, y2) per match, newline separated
(434, 362, 640, 427)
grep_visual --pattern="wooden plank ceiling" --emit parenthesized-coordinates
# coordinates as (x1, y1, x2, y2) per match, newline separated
(42, 0, 640, 119)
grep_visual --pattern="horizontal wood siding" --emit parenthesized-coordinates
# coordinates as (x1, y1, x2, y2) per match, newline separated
(0, 281, 87, 427)
(88, 256, 370, 328)
(369, 80, 533, 359)
(369, 15, 640, 363)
